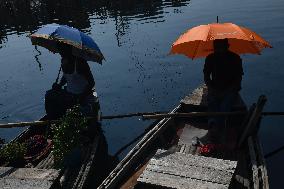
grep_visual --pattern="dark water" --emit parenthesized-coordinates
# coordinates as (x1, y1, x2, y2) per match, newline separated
(1, 0, 284, 187)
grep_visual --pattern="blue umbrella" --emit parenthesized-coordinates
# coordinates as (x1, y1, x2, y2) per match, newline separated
(30, 24, 104, 64)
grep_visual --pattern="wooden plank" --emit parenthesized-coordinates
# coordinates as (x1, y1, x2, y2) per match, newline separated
(73, 136, 100, 189)
(137, 169, 229, 189)
(97, 105, 181, 189)
(254, 136, 269, 189)
(143, 161, 234, 185)
(0, 178, 57, 189)
(180, 85, 246, 110)
(0, 167, 16, 178)
(248, 137, 259, 189)
(0, 167, 59, 180)
(0, 167, 60, 189)
(36, 153, 54, 169)
(137, 150, 237, 188)
(152, 150, 237, 172)
(238, 95, 267, 147)
(120, 162, 149, 189)
(180, 85, 208, 106)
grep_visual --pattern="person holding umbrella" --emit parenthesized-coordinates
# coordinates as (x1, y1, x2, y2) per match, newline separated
(30, 24, 104, 119)
(53, 42, 98, 117)
(170, 21, 272, 144)
(203, 38, 243, 143)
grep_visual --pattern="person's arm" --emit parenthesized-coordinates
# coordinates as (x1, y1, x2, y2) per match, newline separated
(59, 76, 67, 87)
(52, 76, 66, 90)
(203, 56, 213, 87)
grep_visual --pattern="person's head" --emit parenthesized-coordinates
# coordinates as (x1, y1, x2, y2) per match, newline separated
(213, 39, 229, 53)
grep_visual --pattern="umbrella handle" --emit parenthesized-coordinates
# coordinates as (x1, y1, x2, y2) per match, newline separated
(55, 66, 62, 84)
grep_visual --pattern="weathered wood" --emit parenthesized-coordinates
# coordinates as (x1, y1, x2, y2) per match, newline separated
(0, 167, 60, 189)
(238, 95, 267, 147)
(180, 85, 246, 110)
(254, 136, 269, 189)
(97, 106, 181, 189)
(73, 136, 100, 189)
(0, 178, 58, 189)
(180, 85, 208, 106)
(137, 150, 237, 188)
(36, 153, 54, 169)
(98, 86, 269, 189)
(151, 150, 237, 173)
(143, 111, 247, 120)
(248, 137, 259, 189)
(138, 169, 229, 189)
(120, 163, 148, 189)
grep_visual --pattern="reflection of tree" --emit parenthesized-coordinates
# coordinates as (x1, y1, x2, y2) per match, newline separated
(34, 45, 43, 71)
(0, 0, 190, 47)
(114, 14, 129, 47)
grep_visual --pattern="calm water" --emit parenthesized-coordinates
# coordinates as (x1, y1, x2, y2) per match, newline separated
(1, 0, 284, 187)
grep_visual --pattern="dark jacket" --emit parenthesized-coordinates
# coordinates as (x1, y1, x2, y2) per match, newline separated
(203, 51, 243, 91)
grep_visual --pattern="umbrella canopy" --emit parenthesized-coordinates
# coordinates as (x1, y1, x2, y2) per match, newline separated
(170, 23, 272, 59)
(30, 24, 104, 63)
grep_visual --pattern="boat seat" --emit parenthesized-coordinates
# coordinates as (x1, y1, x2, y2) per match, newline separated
(180, 85, 246, 112)
(136, 149, 237, 189)
(0, 167, 60, 189)
(36, 153, 55, 169)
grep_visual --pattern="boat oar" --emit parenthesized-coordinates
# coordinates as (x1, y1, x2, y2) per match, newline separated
(142, 111, 247, 120)
(262, 112, 284, 116)
(0, 120, 60, 128)
(0, 112, 166, 129)
(1, 111, 284, 129)
(264, 145, 284, 159)
(100, 111, 166, 119)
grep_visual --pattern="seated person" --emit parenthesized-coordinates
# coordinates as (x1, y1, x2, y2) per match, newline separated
(47, 43, 100, 120)
(203, 38, 243, 143)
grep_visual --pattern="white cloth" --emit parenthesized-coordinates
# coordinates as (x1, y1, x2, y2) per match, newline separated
(63, 62, 89, 95)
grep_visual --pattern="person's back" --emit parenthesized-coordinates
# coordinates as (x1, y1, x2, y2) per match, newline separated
(204, 51, 243, 92)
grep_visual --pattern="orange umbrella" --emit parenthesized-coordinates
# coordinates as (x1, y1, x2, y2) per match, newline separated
(170, 22, 272, 59)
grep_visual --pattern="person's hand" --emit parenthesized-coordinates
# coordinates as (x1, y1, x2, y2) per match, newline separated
(52, 83, 61, 90)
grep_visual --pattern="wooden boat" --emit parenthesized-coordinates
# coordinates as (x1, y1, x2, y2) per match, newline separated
(98, 85, 269, 189)
(0, 109, 112, 188)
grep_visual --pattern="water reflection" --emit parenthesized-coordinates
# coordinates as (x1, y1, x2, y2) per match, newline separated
(0, 0, 190, 48)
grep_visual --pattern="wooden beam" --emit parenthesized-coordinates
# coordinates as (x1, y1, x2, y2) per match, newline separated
(248, 137, 259, 189)
(238, 95, 267, 147)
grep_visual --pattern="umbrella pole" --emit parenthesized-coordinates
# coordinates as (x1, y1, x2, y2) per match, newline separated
(55, 66, 62, 84)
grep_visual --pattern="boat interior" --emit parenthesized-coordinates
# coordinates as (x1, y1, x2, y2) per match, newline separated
(101, 86, 268, 189)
